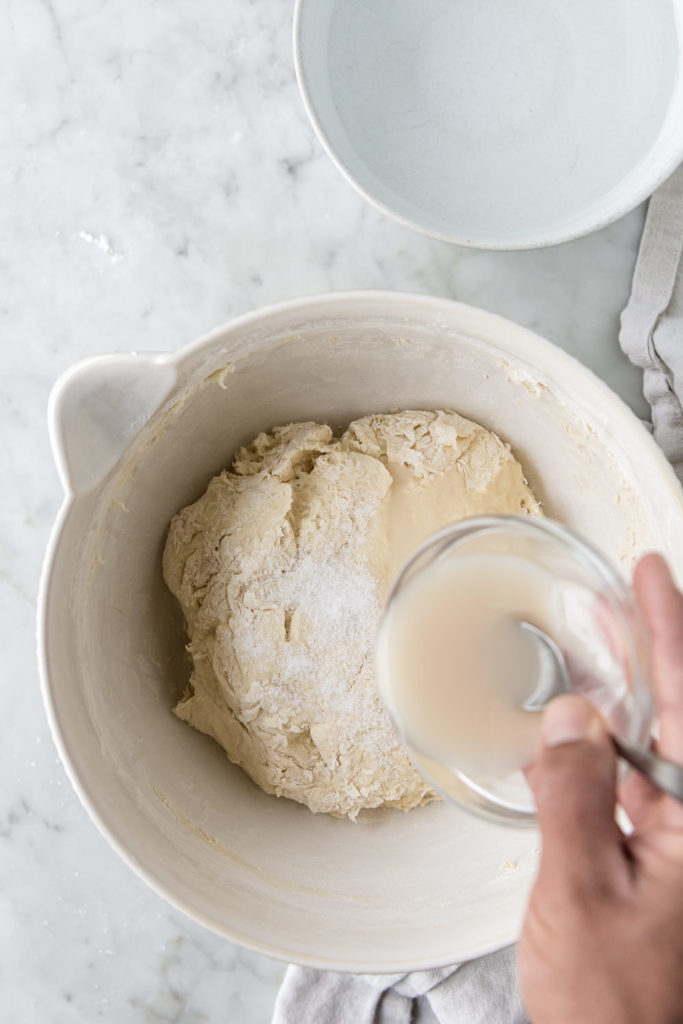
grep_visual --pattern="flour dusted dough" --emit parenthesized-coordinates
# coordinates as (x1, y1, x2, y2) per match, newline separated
(163, 410, 541, 818)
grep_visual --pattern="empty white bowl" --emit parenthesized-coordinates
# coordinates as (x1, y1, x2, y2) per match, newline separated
(39, 292, 683, 970)
(294, 0, 683, 249)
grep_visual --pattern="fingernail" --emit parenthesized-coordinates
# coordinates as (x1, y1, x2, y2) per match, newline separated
(542, 696, 600, 747)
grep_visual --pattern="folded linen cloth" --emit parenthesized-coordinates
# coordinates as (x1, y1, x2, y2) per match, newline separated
(272, 167, 683, 1024)
(272, 946, 527, 1024)
(620, 163, 683, 482)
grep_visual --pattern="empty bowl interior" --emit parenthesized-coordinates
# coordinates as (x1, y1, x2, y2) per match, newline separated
(42, 295, 683, 969)
(296, 0, 683, 247)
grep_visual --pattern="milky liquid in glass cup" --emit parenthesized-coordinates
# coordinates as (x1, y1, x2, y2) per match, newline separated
(375, 516, 653, 827)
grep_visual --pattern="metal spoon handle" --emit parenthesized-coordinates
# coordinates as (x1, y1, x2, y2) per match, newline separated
(611, 735, 683, 804)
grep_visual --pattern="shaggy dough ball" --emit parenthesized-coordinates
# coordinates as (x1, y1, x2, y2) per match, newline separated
(163, 410, 541, 818)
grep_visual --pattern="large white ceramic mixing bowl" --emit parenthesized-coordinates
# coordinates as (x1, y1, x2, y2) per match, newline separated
(39, 292, 683, 970)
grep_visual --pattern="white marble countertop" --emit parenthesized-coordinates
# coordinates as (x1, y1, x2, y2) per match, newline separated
(2, 0, 650, 1021)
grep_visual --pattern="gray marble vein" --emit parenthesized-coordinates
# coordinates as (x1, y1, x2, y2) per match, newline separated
(1, 0, 648, 1020)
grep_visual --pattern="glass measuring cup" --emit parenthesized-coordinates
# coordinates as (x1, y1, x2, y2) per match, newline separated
(375, 516, 653, 827)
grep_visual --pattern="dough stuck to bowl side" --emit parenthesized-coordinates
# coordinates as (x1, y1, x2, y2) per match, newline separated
(162, 409, 541, 819)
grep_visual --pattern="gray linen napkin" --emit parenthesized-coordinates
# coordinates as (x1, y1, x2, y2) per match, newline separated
(272, 947, 526, 1024)
(620, 163, 683, 482)
(272, 167, 683, 1024)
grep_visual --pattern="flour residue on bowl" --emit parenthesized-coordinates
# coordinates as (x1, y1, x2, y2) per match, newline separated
(150, 784, 369, 901)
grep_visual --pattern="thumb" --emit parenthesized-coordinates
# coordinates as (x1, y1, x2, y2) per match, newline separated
(527, 695, 625, 892)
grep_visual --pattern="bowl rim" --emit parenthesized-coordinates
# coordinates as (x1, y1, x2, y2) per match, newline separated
(293, 0, 683, 251)
(37, 289, 683, 970)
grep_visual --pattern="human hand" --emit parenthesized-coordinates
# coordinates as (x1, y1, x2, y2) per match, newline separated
(518, 553, 683, 1024)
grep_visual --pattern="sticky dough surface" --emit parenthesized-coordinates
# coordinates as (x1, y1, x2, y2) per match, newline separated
(163, 410, 541, 818)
